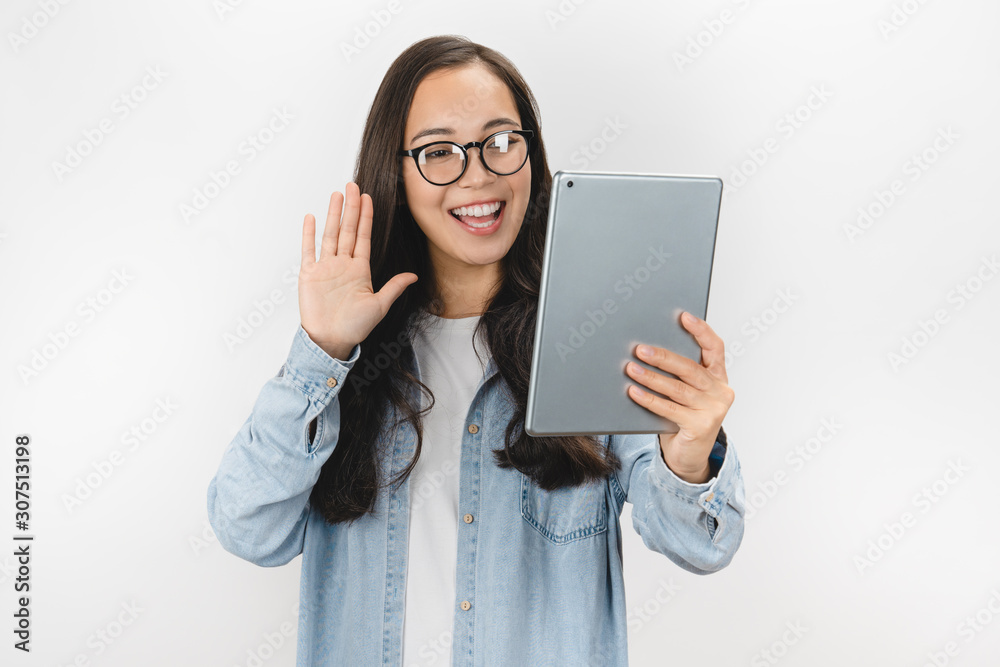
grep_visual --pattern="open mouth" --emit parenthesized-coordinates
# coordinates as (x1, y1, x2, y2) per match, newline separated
(449, 201, 505, 229)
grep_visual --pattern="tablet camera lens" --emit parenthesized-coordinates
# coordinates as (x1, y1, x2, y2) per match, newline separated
(567, 180, 573, 187)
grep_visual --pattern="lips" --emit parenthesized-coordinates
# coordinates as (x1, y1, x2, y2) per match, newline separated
(450, 201, 505, 234)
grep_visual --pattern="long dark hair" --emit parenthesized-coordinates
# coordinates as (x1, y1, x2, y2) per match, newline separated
(309, 35, 621, 525)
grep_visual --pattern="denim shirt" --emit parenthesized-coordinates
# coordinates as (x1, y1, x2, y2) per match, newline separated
(207, 324, 746, 667)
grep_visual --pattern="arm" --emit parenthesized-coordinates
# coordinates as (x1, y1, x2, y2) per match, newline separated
(609, 425, 745, 574)
(206, 324, 360, 566)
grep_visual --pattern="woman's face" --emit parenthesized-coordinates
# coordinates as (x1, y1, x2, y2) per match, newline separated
(401, 64, 531, 281)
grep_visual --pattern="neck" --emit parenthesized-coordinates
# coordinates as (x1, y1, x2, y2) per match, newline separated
(428, 255, 502, 319)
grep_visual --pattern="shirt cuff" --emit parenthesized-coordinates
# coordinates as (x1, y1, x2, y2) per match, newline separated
(648, 427, 738, 520)
(279, 324, 361, 405)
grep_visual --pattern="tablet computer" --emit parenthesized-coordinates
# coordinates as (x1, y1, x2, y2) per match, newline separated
(524, 170, 723, 436)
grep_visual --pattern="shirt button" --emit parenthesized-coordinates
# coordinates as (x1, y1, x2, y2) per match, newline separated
(326, 377, 338, 388)
(460, 600, 471, 611)
(463, 513, 474, 524)
(468, 424, 479, 434)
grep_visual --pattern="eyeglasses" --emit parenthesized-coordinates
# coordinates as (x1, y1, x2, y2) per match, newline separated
(398, 129, 534, 186)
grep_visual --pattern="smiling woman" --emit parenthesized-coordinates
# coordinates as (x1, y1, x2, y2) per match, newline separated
(207, 34, 745, 667)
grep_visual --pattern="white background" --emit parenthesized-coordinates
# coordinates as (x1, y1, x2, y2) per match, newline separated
(1, 0, 998, 665)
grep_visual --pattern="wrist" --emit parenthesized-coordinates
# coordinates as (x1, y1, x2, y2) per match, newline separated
(660, 448, 712, 484)
(321, 343, 354, 361)
(301, 326, 354, 361)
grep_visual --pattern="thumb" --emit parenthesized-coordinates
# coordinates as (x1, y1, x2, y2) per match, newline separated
(375, 273, 418, 312)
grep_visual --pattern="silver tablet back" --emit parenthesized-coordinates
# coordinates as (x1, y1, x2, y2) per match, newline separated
(525, 170, 722, 436)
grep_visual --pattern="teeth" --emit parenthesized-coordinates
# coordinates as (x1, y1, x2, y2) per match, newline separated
(464, 217, 496, 228)
(449, 201, 502, 217)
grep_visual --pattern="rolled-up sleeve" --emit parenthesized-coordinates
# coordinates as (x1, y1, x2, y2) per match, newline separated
(206, 324, 361, 567)
(609, 426, 745, 574)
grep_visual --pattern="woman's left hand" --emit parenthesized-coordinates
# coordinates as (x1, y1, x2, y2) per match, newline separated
(625, 311, 734, 484)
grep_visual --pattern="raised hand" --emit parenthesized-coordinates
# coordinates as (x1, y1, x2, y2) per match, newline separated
(298, 182, 418, 360)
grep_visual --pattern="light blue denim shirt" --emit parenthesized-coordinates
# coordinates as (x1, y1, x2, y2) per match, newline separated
(207, 324, 745, 666)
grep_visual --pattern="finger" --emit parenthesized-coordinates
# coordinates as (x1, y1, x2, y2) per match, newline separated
(320, 191, 343, 261)
(626, 362, 701, 409)
(375, 272, 419, 313)
(680, 312, 728, 382)
(627, 383, 694, 428)
(634, 344, 711, 392)
(301, 213, 316, 267)
(354, 193, 373, 262)
(338, 182, 360, 257)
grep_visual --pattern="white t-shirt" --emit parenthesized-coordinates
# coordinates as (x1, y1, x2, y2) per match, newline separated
(401, 312, 489, 667)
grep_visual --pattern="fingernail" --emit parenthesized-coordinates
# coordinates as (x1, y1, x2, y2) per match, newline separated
(682, 312, 696, 324)
(637, 345, 653, 357)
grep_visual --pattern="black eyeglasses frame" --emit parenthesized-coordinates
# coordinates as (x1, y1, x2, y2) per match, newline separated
(397, 129, 534, 186)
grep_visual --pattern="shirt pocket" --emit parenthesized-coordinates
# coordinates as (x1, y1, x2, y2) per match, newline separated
(520, 474, 608, 545)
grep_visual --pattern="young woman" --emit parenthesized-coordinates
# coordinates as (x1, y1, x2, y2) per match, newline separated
(208, 35, 745, 667)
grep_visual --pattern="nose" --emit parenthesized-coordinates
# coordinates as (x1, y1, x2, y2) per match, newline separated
(457, 146, 496, 186)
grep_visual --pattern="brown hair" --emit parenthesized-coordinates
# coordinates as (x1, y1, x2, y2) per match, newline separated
(308, 35, 620, 524)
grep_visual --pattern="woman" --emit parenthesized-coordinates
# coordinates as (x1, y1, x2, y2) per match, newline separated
(207, 34, 745, 666)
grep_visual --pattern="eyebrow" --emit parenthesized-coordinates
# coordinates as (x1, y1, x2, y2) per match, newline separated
(409, 117, 521, 146)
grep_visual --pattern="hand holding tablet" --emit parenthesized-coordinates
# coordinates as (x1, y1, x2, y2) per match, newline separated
(525, 170, 726, 437)
(625, 310, 734, 483)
